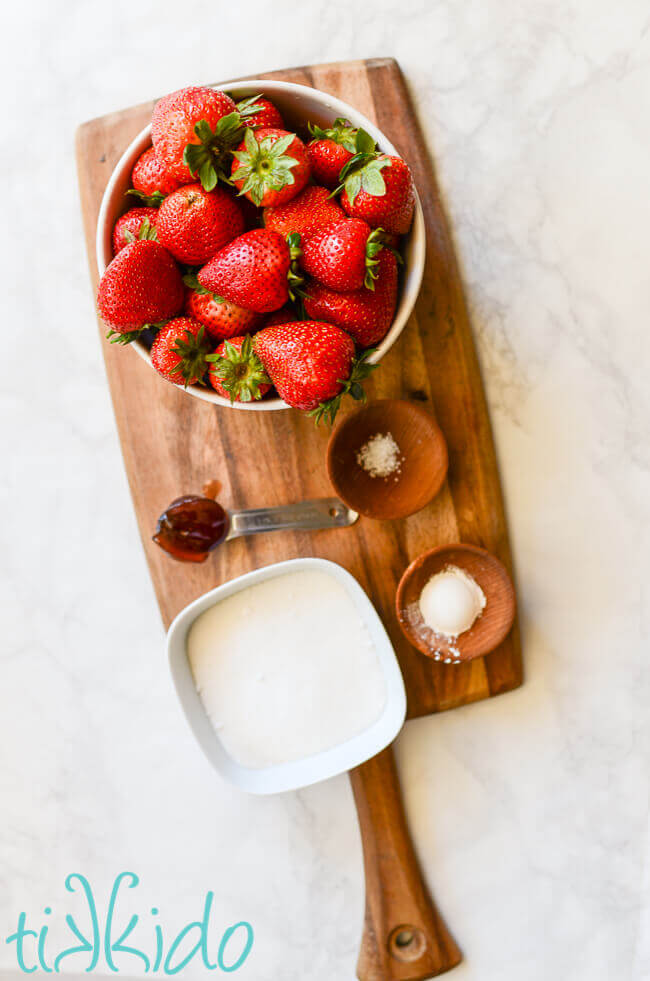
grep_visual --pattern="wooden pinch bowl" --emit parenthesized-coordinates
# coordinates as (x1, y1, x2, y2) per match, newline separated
(327, 399, 448, 520)
(396, 543, 516, 663)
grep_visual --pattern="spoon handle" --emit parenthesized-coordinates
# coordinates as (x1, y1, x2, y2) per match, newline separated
(225, 497, 358, 540)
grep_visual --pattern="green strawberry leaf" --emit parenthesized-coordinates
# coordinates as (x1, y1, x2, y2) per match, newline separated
(169, 325, 212, 388)
(363, 228, 386, 290)
(360, 164, 387, 197)
(233, 128, 300, 205)
(182, 272, 225, 302)
(235, 94, 265, 120)
(355, 128, 376, 155)
(126, 188, 166, 207)
(343, 156, 391, 204)
(183, 115, 244, 191)
(244, 126, 258, 157)
(205, 334, 270, 403)
(344, 173, 363, 206)
(105, 322, 165, 345)
(199, 159, 218, 192)
(308, 117, 358, 152)
(308, 349, 378, 425)
(268, 133, 295, 156)
(138, 217, 158, 241)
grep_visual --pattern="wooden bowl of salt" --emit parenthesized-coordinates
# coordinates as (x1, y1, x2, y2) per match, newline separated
(326, 399, 448, 520)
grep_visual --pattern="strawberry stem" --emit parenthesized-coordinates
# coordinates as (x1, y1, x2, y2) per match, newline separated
(169, 325, 212, 387)
(308, 349, 378, 425)
(231, 129, 299, 206)
(183, 113, 245, 191)
(206, 335, 270, 403)
(332, 129, 391, 205)
(307, 117, 358, 153)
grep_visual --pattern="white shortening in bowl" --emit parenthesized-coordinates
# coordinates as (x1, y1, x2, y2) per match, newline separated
(166, 557, 407, 794)
(96, 78, 426, 412)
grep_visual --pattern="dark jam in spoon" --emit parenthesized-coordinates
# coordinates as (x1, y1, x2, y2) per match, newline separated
(153, 495, 230, 563)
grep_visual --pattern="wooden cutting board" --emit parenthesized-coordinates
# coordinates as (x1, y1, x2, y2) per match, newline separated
(76, 57, 522, 980)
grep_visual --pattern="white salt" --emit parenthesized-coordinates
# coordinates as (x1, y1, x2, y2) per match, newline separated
(356, 432, 402, 478)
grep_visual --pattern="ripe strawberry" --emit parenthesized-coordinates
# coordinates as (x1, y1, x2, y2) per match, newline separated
(130, 147, 183, 204)
(206, 335, 271, 402)
(156, 184, 244, 264)
(254, 320, 375, 421)
(184, 273, 261, 340)
(231, 128, 310, 207)
(198, 229, 302, 314)
(112, 208, 158, 255)
(263, 185, 343, 242)
(306, 117, 357, 188)
(97, 240, 184, 338)
(303, 248, 398, 347)
(236, 94, 284, 129)
(150, 317, 212, 386)
(301, 218, 394, 292)
(337, 130, 415, 235)
(151, 86, 241, 189)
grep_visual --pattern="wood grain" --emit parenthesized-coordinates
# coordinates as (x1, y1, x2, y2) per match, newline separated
(76, 57, 522, 979)
(350, 750, 462, 979)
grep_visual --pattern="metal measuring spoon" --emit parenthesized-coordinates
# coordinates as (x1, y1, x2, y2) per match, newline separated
(153, 494, 358, 563)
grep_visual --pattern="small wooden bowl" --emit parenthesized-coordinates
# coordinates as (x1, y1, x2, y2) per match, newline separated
(327, 400, 448, 520)
(396, 543, 516, 663)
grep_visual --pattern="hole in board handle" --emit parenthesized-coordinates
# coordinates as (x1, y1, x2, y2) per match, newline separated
(388, 924, 427, 963)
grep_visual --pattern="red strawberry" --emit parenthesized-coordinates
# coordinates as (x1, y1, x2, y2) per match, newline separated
(112, 207, 158, 255)
(303, 248, 398, 347)
(254, 320, 375, 421)
(184, 273, 261, 340)
(156, 184, 244, 264)
(263, 185, 343, 242)
(206, 335, 272, 402)
(151, 86, 241, 188)
(130, 147, 183, 204)
(97, 240, 184, 338)
(306, 117, 357, 188)
(150, 317, 212, 386)
(301, 218, 393, 292)
(337, 130, 415, 235)
(231, 128, 310, 207)
(236, 94, 284, 129)
(198, 229, 302, 314)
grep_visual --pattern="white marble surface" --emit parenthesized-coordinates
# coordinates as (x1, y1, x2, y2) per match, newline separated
(1, 1, 649, 977)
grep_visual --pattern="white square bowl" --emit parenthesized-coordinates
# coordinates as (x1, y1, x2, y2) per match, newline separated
(167, 557, 407, 794)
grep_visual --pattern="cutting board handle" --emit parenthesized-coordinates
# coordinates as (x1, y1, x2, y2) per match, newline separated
(349, 746, 462, 980)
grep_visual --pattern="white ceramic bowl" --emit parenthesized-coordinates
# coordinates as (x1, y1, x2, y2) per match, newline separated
(167, 557, 407, 794)
(96, 79, 426, 411)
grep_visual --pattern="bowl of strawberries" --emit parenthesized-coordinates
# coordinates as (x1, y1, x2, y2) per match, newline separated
(96, 80, 425, 421)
